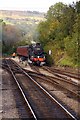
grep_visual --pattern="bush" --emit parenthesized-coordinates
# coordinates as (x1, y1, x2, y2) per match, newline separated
(45, 53, 54, 66)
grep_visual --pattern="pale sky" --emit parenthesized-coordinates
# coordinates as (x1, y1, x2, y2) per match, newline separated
(0, 0, 79, 12)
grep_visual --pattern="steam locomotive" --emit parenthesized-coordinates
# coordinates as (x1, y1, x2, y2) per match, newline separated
(17, 43, 46, 66)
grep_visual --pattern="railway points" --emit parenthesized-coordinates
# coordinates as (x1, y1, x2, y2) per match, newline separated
(1, 58, 77, 119)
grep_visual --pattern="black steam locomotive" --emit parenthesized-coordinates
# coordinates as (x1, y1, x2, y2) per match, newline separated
(17, 43, 46, 66)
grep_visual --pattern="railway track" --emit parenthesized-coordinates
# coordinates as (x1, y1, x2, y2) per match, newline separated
(2, 58, 78, 119)
(42, 66, 80, 83)
(28, 70, 80, 99)
(28, 65, 80, 99)
(29, 63, 41, 73)
(2, 59, 37, 119)
(24, 64, 80, 118)
(2, 69, 34, 118)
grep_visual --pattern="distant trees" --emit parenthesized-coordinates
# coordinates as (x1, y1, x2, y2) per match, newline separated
(2, 22, 37, 55)
(37, 1, 80, 67)
(0, 19, 5, 54)
(2, 23, 23, 54)
(1, 9, 45, 55)
(3, 24, 22, 45)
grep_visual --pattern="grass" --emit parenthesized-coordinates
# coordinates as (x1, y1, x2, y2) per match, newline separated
(58, 55, 79, 68)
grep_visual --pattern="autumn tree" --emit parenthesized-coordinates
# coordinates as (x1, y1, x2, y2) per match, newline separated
(37, 1, 80, 67)
(2, 24, 22, 54)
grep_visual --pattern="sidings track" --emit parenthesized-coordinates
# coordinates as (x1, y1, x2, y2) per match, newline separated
(2, 58, 79, 119)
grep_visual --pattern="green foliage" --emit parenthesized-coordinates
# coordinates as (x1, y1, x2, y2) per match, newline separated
(59, 55, 75, 67)
(44, 42, 54, 66)
(46, 2, 67, 21)
(37, 21, 49, 45)
(44, 42, 63, 66)
(75, 1, 80, 13)
(64, 36, 78, 64)
(45, 54, 53, 66)
(37, 1, 80, 68)
(0, 19, 3, 23)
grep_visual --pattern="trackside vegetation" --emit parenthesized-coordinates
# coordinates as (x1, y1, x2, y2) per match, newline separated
(37, 1, 80, 67)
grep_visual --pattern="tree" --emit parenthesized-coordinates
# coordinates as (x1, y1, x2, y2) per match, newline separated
(37, 1, 80, 67)
(75, 1, 80, 13)
(46, 2, 67, 21)
(2, 24, 22, 54)
(37, 21, 50, 46)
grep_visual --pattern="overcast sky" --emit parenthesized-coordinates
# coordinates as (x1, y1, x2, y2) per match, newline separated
(0, 0, 79, 12)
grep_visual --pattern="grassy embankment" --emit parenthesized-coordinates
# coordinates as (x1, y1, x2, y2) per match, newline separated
(44, 42, 79, 68)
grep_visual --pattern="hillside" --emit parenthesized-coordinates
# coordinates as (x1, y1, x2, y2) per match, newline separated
(1, 10, 46, 55)
(0, 10, 45, 25)
(1, 10, 46, 45)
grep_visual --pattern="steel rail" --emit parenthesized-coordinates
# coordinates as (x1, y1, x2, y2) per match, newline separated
(28, 72, 80, 98)
(42, 66, 80, 85)
(31, 66, 79, 87)
(43, 66, 80, 80)
(11, 59, 78, 120)
(53, 67, 80, 76)
(5, 59, 37, 120)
